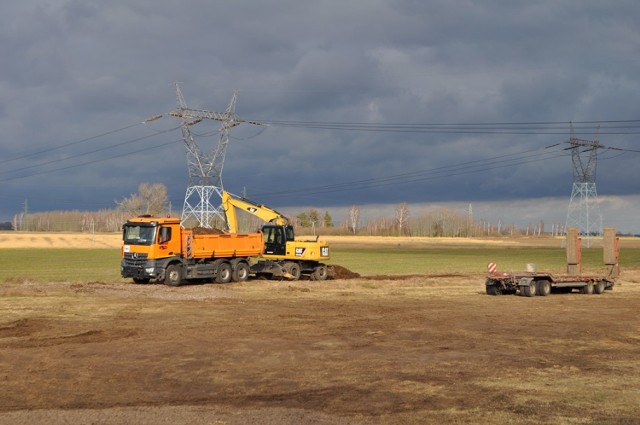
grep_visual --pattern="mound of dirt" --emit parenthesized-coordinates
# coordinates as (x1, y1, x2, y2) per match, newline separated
(331, 265, 361, 279)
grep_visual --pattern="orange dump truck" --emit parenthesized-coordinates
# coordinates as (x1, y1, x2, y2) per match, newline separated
(121, 215, 263, 286)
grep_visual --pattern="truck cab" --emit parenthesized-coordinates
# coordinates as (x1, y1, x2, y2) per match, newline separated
(121, 216, 182, 284)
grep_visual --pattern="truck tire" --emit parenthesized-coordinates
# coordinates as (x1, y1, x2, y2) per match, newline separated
(311, 265, 328, 281)
(232, 262, 250, 282)
(521, 282, 537, 297)
(216, 262, 232, 283)
(594, 280, 606, 294)
(580, 283, 594, 294)
(164, 264, 182, 286)
(536, 280, 551, 296)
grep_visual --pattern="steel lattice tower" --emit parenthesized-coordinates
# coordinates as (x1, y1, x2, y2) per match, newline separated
(564, 125, 603, 245)
(170, 83, 241, 228)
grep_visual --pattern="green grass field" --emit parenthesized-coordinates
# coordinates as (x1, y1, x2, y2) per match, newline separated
(1, 245, 639, 283)
(0, 248, 123, 283)
(330, 245, 640, 276)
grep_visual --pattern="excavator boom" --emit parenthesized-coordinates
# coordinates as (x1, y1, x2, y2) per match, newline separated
(222, 191, 288, 233)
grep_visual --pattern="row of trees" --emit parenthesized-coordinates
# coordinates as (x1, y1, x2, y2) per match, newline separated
(12, 183, 170, 233)
(11, 182, 566, 237)
(285, 204, 564, 237)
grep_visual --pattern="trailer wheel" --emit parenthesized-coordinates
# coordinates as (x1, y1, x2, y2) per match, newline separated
(216, 262, 233, 283)
(580, 283, 594, 295)
(232, 262, 250, 282)
(522, 281, 537, 297)
(536, 280, 551, 296)
(594, 280, 606, 294)
(164, 264, 182, 286)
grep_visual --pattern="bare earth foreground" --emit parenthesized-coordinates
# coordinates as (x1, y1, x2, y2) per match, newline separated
(1, 234, 640, 424)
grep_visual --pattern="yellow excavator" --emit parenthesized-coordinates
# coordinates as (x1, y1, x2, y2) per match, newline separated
(222, 191, 332, 280)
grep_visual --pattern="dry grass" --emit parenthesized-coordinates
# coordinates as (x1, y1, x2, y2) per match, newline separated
(1, 276, 640, 424)
(0, 232, 122, 249)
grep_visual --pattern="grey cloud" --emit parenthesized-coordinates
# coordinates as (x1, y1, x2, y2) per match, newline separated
(1, 0, 639, 232)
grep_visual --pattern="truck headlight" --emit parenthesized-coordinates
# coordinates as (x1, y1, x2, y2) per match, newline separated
(145, 267, 155, 274)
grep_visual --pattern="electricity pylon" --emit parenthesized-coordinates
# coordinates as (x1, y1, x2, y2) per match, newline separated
(564, 124, 603, 246)
(169, 83, 252, 228)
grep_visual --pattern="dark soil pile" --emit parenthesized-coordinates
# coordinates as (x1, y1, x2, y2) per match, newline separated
(331, 265, 361, 279)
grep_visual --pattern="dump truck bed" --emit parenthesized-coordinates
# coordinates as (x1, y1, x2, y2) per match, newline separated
(183, 231, 263, 259)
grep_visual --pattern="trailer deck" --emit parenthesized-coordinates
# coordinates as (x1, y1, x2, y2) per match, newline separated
(486, 271, 614, 296)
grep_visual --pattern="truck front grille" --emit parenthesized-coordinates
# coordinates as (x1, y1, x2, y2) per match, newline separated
(123, 252, 148, 267)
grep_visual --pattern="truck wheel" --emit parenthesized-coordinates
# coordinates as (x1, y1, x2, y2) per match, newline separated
(580, 283, 594, 294)
(522, 282, 537, 297)
(285, 262, 301, 280)
(164, 264, 182, 286)
(216, 262, 232, 283)
(232, 262, 250, 282)
(536, 280, 551, 296)
(311, 265, 328, 281)
(594, 280, 606, 294)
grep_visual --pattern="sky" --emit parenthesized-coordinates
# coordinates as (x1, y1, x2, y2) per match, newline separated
(1, 1, 640, 233)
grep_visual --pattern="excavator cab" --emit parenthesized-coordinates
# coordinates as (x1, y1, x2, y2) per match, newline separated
(262, 224, 288, 256)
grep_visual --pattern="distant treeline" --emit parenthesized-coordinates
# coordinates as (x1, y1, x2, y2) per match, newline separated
(12, 210, 129, 233)
(11, 205, 565, 238)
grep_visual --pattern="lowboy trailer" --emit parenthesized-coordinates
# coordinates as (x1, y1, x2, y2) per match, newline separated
(485, 271, 614, 297)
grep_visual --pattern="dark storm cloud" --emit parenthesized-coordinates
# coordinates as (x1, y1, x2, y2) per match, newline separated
(1, 0, 639, 231)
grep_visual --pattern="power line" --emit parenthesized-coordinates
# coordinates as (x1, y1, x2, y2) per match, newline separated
(0, 116, 161, 166)
(5, 116, 639, 174)
(0, 136, 181, 182)
(3, 114, 639, 188)
(253, 144, 571, 200)
(253, 119, 640, 135)
(0, 126, 181, 179)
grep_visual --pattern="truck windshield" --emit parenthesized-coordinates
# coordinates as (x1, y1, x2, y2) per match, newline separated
(123, 225, 157, 245)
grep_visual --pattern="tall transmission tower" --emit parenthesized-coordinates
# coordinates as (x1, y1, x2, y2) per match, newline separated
(169, 83, 247, 228)
(564, 124, 603, 245)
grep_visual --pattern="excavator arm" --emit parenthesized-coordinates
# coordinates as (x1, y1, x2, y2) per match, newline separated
(222, 191, 289, 233)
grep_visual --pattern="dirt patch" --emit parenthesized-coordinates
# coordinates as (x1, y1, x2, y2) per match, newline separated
(1, 275, 639, 424)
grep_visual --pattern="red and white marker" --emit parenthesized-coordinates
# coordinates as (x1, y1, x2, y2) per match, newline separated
(487, 262, 497, 273)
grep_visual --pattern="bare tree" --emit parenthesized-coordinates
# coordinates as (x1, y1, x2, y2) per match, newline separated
(12, 212, 23, 231)
(117, 183, 169, 217)
(348, 205, 360, 235)
(395, 202, 410, 235)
